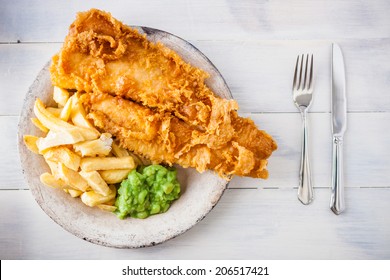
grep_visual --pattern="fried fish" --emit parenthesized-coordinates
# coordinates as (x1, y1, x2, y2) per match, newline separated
(82, 92, 275, 179)
(50, 9, 238, 136)
(50, 9, 277, 179)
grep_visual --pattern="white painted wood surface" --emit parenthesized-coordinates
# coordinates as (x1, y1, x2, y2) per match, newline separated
(0, 0, 389, 259)
(1, 188, 390, 259)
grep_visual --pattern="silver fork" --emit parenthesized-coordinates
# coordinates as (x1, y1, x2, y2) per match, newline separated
(293, 54, 314, 205)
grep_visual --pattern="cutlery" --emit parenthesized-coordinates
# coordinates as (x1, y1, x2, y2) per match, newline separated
(293, 54, 314, 205)
(330, 43, 347, 215)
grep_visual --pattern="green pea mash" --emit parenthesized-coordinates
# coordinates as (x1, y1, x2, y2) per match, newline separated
(114, 165, 181, 219)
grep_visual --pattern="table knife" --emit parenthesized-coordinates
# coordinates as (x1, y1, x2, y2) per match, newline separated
(330, 43, 347, 215)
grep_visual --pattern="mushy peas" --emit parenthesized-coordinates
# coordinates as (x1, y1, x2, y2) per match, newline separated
(114, 165, 181, 219)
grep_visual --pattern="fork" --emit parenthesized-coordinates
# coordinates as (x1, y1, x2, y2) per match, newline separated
(293, 54, 314, 205)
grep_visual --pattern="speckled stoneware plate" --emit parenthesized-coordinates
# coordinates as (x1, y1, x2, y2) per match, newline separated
(17, 27, 232, 248)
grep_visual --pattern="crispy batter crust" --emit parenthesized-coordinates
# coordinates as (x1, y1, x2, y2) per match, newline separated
(50, 8, 238, 134)
(82, 93, 272, 179)
(50, 9, 277, 179)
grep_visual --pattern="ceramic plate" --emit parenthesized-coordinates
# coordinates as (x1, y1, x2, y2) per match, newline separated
(17, 27, 231, 248)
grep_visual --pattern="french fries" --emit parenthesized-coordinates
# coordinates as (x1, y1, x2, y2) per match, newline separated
(103, 141, 133, 183)
(36, 130, 84, 153)
(99, 169, 130, 184)
(46, 107, 62, 117)
(40, 172, 70, 189)
(34, 98, 100, 141)
(58, 163, 89, 192)
(80, 156, 136, 172)
(31, 118, 49, 133)
(53, 86, 69, 107)
(45, 159, 60, 176)
(81, 185, 116, 207)
(23, 135, 39, 154)
(97, 204, 117, 212)
(70, 93, 96, 129)
(79, 170, 111, 196)
(43, 146, 81, 171)
(23, 87, 142, 212)
(111, 142, 129, 157)
(68, 189, 83, 198)
(59, 95, 74, 121)
(73, 133, 112, 157)
(96, 197, 117, 212)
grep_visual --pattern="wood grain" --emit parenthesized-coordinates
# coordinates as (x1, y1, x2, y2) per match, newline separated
(1, 188, 389, 259)
(3, 112, 390, 190)
(1, 39, 390, 116)
(0, 117, 24, 189)
(0, 0, 389, 42)
(0, 43, 60, 115)
(1, 0, 389, 259)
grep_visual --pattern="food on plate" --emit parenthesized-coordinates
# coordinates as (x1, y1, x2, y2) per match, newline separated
(79, 170, 111, 196)
(73, 133, 113, 157)
(53, 86, 70, 107)
(83, 92, 275, 179)
(115, 165, 181, 219)
(24, 86, 182, 219)
(99, 169, 132, 184)
(50, 9, 239, 135)
(24, 9, 277, 223)
(31, 118, 49, 133)
(49, 8, 277, 179)
(23, 135, 40, 154)
(25, 9, 277, 219)
(81, 184, 116, 207)
(80, 156, 136, 172)
(23, 87, 130, 212)
(43, 146, 81, 171)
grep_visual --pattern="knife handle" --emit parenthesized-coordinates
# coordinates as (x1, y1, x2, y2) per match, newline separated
(330, 136, 345, 214)
(297, 111, 314, 205)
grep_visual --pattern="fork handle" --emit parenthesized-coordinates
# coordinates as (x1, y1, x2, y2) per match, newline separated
(297, 111, 314, 205)
(330, 136, 345, 214)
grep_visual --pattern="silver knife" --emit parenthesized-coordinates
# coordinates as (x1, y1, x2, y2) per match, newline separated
(330, 43, 347, 215)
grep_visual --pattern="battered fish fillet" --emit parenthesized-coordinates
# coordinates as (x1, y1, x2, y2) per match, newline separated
(82, 93, 275, 179)
(50, 8, 238, 138)
(51, 9, 277, 179)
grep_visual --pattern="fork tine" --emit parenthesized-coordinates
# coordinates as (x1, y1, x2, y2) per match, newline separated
(308, 54, 314, 90)
(293, 55, 299, 90)
(303, 54, 309, 90)
(297, 54, 304, 90)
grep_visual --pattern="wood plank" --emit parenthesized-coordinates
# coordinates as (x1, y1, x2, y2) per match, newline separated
(234, 112, 390, 189)
(1, 39, 390, 116)
(3, 112, 390, 190)
(0, 43, 61, 115)
(197, 38, 390, 113)
(1, 188, 389, 259)
(2, 0, 389, 263)
(0, 0, 389, 42)
(0, 116, 24, 189)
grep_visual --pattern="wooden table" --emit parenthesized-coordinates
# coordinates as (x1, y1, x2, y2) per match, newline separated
(1, 0, 389, 259)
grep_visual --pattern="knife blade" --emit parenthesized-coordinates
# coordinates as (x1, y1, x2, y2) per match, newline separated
(330, 43, 347, 215)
